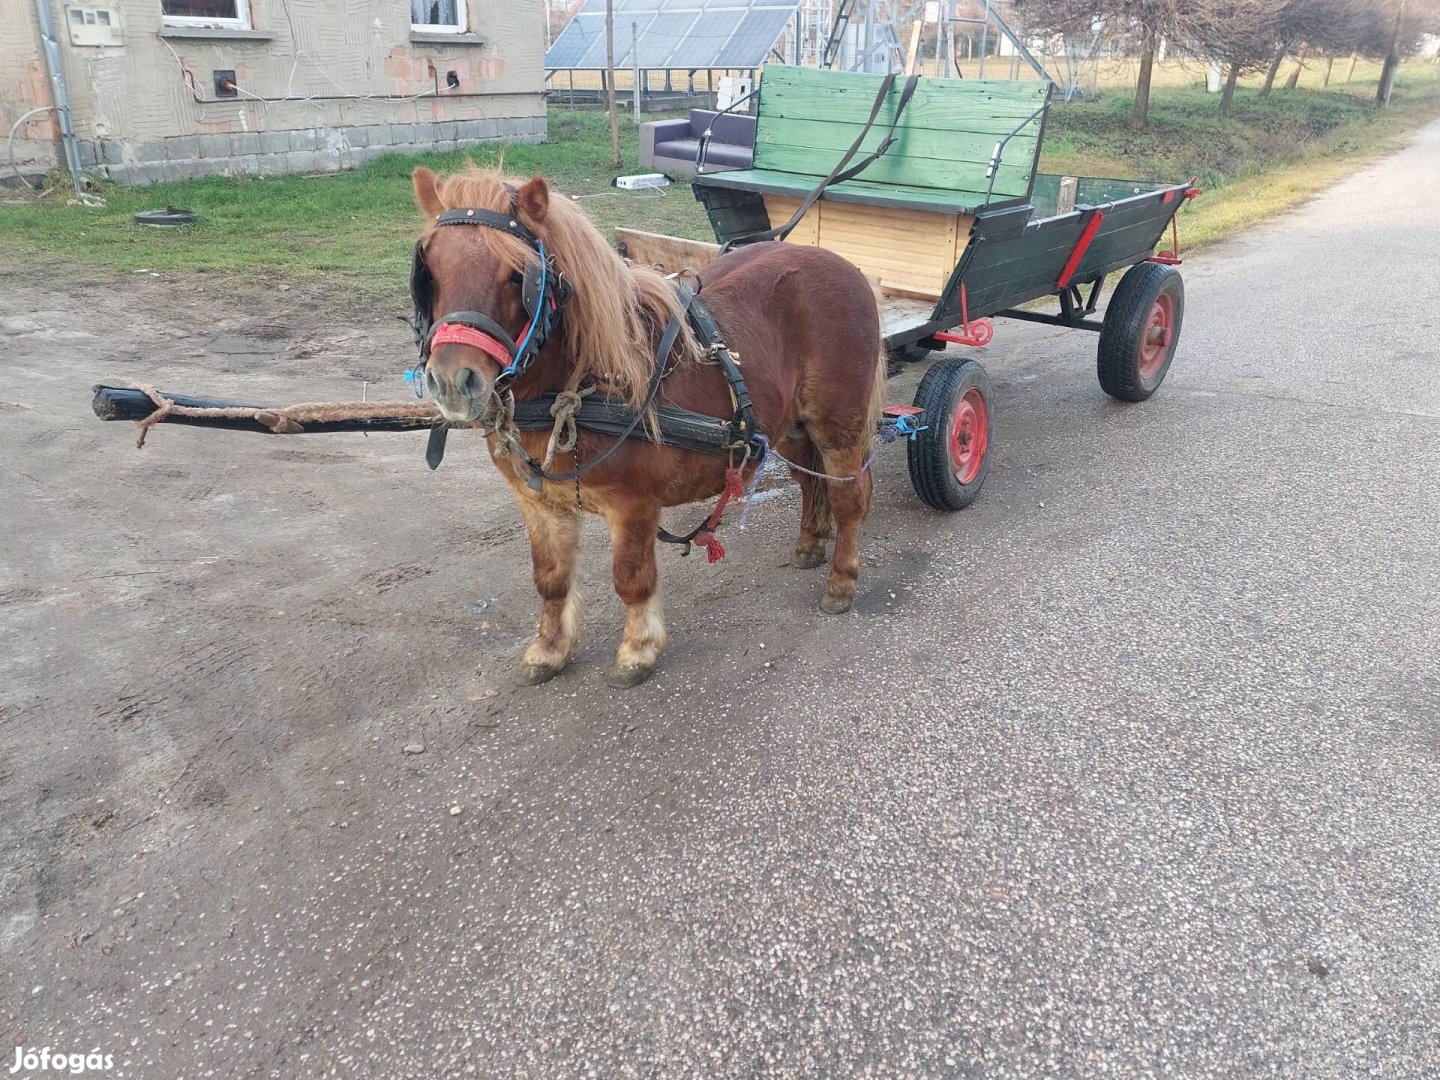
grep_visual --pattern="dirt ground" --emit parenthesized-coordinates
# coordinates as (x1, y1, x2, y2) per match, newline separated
(3, 124, 1439, 1079)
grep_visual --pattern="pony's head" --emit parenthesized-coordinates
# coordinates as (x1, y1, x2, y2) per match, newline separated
(410, 166, 555, 422)
(410, 165, 693, 424)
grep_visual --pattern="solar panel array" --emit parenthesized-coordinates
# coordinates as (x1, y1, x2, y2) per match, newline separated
(545, 0, 801, 71)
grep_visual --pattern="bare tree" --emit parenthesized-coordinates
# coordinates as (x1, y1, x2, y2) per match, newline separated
(1187, 0, 1278, 114)
(1011, 0, 1186, 128)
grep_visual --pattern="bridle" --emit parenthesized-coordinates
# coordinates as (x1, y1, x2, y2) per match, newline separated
(408, 205, 571, 398)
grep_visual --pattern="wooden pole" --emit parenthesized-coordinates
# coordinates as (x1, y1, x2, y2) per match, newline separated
(1345, 50, 1358, 83)
(606, 0, 620, 167)
(905, 19, 922, 75)
(91, 386, 446, 435)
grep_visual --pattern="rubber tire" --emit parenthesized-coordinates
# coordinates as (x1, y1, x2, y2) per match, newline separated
(885, 340, 933, 378)
(133, 208, 197, 227)
(908, 357, 993, 512)
(1097, 261, 1184, 402)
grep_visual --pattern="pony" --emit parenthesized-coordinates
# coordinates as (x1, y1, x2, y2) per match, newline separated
(410, 166, 886, 688)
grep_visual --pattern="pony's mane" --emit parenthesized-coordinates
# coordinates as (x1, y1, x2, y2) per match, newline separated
(428, 167, 700, 405)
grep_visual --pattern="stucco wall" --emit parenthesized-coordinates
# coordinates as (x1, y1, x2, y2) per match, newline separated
(2, 0, 546, 185)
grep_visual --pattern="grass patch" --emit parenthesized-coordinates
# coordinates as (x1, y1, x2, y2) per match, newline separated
(2, 61, 1437, 293)
(0, 109, 710, 297)
(1040, 66, 1440, 250)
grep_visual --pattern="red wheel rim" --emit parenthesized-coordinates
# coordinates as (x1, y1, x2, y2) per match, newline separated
(1138, 293, 1174, 380)
(948, 387, 989, 486)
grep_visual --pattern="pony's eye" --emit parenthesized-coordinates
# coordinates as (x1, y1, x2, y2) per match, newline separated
(509, 271, 525, 287)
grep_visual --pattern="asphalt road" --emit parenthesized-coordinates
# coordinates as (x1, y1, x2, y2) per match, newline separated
(3, 121, 1438, 1078)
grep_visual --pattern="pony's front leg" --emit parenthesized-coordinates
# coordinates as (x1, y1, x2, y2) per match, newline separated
(603, 500, 666, 689)
(515, 496, 582, 685)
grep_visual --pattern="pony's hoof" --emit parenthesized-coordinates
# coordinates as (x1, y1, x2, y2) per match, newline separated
(517, 662, 564, 686)
(792, 547, 826, 570)
(819, 591, 854, 615)
(607, 664, 655, 689)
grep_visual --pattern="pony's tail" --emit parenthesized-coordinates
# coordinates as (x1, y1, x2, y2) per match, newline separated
(866, 342, 888, 454)
(861, 340, 889, 517)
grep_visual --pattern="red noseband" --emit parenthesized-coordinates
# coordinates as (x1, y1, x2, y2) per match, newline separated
(429, 322, 513, 367)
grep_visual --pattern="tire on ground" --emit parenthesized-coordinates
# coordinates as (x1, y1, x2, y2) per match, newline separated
(907, 357, 993, 512)
(1096, 261, 1184, 402)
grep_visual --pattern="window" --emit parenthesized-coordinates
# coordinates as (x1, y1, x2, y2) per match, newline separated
(161, 0, 251, 29)
(411, 0, 466, 33)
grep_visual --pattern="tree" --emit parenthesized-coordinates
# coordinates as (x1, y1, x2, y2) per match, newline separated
(1011, 0, 1187, 128)
(1187, 0, 1279, 114)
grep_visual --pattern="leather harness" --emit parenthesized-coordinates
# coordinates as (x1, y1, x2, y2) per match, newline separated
(411, 207, 765, 491)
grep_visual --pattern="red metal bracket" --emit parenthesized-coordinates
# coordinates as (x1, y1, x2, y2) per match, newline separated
(1056, 209, 1104, 290)
(934, 284, 994, 348)
(1149, 180, 1200, 265)
(1148, 215, 1184, 265)
(882, 404, 924, 418)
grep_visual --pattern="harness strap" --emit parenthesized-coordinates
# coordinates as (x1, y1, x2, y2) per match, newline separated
(657, 466, 746, 563)
(687, 296, 757, 446)
(722, 73, 920, 252)
(505, 284, 694, 486)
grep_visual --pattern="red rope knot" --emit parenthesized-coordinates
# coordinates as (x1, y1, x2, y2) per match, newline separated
(723, 466, 744, 500)
(696, 530, 725, 564)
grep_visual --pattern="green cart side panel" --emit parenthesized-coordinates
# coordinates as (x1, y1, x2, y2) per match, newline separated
(752, 66, 1048, 201)
(934, 182, 1190, 323)
(1029, 174, 1171, 218)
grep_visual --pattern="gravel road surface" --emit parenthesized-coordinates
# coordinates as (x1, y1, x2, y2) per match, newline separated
(2, 122, 1437, 1078)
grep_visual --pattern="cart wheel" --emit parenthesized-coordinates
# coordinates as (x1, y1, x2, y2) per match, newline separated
(885, 340, 933, 377)
(1097, 262, 1184, 402)
(908, 357, 993, 512)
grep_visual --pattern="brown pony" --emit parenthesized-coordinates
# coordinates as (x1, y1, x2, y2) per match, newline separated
(411, 166, 886, 687)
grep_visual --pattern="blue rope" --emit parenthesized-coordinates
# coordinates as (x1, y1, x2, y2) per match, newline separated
(507, 240, 548, 375)
(737, 433, 770, 529)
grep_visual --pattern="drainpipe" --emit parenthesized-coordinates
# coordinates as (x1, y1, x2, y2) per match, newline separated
(33, 0, 88, 198)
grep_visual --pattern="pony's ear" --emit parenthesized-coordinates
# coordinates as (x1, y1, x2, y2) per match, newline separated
(515, 175, 550, 227)
(412, 166, 444, 219)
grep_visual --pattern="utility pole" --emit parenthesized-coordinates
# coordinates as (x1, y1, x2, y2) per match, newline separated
(606, 0, 620, 166)
(632, 22, 642, 124)
(978, 0, 990, 78)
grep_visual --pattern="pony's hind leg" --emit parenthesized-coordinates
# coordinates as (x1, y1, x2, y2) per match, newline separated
(603, 499, 666, 688)
(815, 443, 873, 614)
(790, 441, 834, 570)
(516, 497, 582, 685)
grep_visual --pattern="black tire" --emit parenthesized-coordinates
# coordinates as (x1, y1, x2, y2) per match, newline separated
(1097, 261, 1184, 402)
(133, 207, 197, 227)
(907, 357, 993, 512)
(884, 339, 933, 378)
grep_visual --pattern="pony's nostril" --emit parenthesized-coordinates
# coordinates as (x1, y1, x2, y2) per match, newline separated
(424, 369, 440, 397)
(459, 367, 484, 399)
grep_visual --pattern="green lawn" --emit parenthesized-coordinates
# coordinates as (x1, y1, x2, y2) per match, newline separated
(2, 62, 1437, 295)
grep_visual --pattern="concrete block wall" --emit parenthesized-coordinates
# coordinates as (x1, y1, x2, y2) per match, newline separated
(71, 114, 547, 185)
(2, 0, 547, 187)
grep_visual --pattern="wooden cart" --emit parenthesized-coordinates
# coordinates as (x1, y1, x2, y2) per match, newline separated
(621, 66, 1198, 511)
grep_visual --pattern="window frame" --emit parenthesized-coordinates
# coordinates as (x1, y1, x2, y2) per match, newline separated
(161, 0, 252, 30)
(410, 0, 467, 34)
